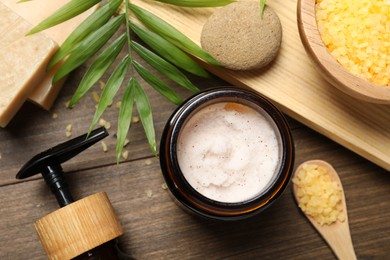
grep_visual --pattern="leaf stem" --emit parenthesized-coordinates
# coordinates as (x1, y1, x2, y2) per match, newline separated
(260, 0, 266, 18)
(124, 0, 134, 75)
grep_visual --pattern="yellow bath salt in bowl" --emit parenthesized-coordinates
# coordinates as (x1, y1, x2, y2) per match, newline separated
(316, 0, 390, 87)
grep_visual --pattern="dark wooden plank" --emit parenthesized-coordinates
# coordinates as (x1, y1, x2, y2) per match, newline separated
(1, 26, 389, 260)
(1, 123, 389, 259)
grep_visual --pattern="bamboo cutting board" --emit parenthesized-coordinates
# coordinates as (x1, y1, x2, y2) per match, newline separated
(132, 0, 390, 171)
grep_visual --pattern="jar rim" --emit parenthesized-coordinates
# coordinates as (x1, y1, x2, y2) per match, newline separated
(159, 87, 294, 221)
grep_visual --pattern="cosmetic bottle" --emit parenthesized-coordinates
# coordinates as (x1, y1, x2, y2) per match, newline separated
(17, 127, 124, 259)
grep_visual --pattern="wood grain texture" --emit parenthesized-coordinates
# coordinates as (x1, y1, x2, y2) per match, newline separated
(0, 4, 390, 260)
(131, 0, 390, 171)
(35, 192, 123, 259)
(1, 125, 390, 259)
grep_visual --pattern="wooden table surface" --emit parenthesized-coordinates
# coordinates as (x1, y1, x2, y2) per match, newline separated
(1, 29, 390, 260)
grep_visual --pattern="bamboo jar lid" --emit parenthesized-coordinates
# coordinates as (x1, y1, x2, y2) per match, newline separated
(35, 192, 123, 260)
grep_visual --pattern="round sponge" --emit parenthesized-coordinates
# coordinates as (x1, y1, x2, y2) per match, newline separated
(201, 1, 283, 70)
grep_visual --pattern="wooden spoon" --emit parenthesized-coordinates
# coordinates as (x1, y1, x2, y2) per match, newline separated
(292, 160, 357, 260)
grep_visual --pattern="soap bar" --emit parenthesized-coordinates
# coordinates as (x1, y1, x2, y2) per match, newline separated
(1, 0, 99, 110)
(0, 3, 57, 127)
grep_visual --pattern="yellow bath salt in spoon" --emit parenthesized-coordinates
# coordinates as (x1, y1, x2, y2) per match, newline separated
(292, 160, 357, 260)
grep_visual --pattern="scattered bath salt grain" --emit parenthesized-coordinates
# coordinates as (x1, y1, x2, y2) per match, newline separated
(123, 138, 130, 147)
(66, 124, 72, 132)
(145, 159, 152, 166)
(99, 118, 111, 129)
(316, 0, 390, 86)
(52, 113, 58, 119)
(146, 189, 153, 198)
(161, 183, 168, 190)
(122, 150, 129, 159)
(98, 118, 105, 125)
(65, 124, 73, 138)
(92, 91, 100, 103)
(115, 101, 122, 109)
(101, 141, 108, 152)
(64, 100, 70, 108)
(132, 116, 140, 124)
(292, 163, 345, 226)
(99, 80, 105, 90)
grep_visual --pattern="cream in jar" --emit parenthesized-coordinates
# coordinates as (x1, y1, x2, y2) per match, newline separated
(177, 102, 281, 203)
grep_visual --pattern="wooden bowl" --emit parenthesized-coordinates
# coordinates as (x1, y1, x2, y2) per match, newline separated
(297, 0, 390, 104)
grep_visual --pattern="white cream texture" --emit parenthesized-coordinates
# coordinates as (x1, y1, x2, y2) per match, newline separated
(177, 102, 281, 203)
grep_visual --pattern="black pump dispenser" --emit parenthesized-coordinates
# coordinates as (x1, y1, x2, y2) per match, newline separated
(16, 127, 126, 260)
(16, 127, 108, 207)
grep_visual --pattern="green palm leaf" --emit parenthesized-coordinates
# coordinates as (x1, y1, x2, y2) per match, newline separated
(131, 41, 199, 93)
(260, 0, 266, 17)
(116, 78, 136, 162)
(130, 22, 209, 78)
(128, 3, 219, 66)
(27, 0, 239, 160)
(69, 33, 127, 108)
(132, 61, 183, 105)
(28, 0, 101, 35)
(48, 0, 123, 69)
(90, 55, 130, 132)
(53, 14, 125, 83)
(133, 80, 157, 155)
(154, 0, 235, 7)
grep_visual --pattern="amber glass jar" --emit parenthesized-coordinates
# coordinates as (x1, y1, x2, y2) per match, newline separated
(160, 87, 294, 221)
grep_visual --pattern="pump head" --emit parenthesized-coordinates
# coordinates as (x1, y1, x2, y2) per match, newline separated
(16, 127, 109, 207)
